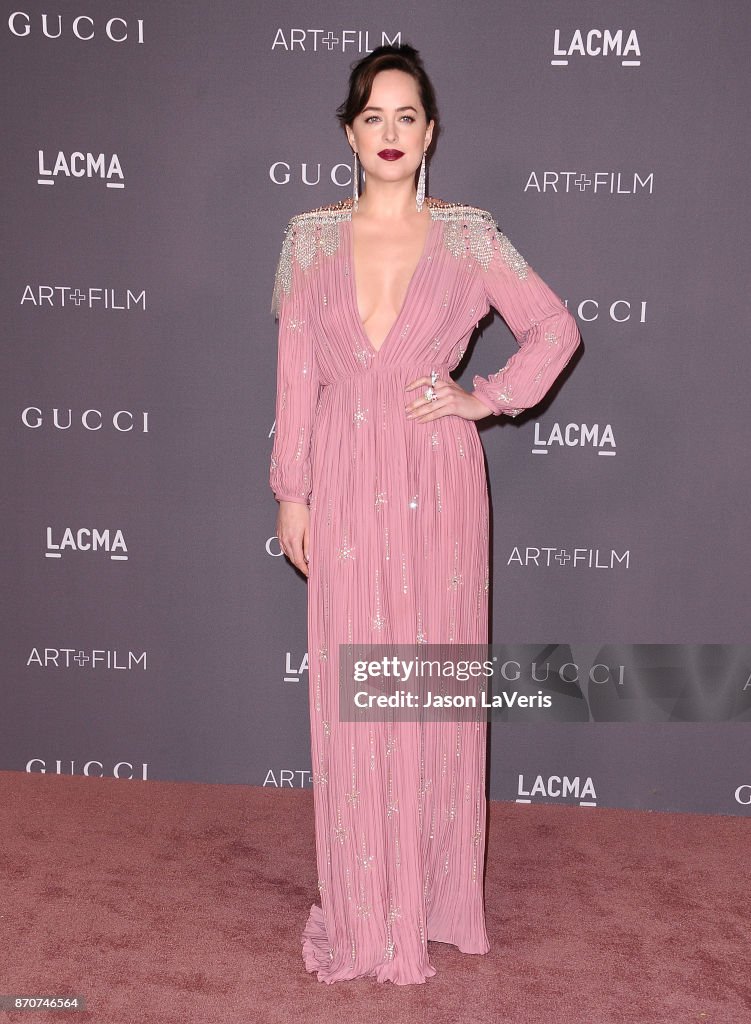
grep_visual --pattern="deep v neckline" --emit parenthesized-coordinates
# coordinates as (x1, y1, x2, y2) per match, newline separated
(347, 208, 436, 358)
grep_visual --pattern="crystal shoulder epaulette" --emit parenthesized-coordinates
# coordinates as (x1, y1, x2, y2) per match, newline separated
(432, 204, 529, 278)
(271, 199, 352, 317)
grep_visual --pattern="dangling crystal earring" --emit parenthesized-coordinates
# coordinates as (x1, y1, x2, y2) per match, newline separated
(352, 151, 359, 211)
(416, 151, 426, 212)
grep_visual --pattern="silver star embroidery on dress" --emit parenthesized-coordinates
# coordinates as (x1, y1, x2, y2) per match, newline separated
(293, 425, 306, 461)
(353, 393, 368, 427)
(333, 808, 348, 845)
(314, 670, 322, 715)
(356, 881, 371, 918)
(337, 533, 355, 560)
(448, 539, 463, 590)
(356, 832, 374, 870)
(383, 900, 402, 960)
(418, 776, 434, 798)
(448, 607, 456, 643)
(345, 744, 360, 807)
(371, 568, 386, 631)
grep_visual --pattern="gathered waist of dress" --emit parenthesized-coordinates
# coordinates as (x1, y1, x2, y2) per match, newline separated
(319, 363, 453, 389)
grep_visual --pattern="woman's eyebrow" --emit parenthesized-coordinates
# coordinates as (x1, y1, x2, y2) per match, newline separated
(361, 105, 418, 113)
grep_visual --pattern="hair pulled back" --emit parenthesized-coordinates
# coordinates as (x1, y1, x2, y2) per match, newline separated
(336, 43, 440, 152)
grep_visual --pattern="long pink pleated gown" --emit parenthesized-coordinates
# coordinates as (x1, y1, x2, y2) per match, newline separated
(269, 195, 581, 984)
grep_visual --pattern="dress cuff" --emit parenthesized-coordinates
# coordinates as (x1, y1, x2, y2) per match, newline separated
(274, 493, 309, 506)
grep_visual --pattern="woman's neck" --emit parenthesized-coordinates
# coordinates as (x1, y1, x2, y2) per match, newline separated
(354, 179, 421, 220)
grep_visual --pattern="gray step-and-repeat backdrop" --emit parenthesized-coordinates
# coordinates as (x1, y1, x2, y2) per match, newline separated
(3, 3, 749, 816)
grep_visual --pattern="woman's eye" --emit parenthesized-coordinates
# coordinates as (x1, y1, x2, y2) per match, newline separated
(363, 115, 416, 124)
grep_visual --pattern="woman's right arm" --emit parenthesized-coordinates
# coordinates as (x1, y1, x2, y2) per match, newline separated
(269, 217, 320, 576)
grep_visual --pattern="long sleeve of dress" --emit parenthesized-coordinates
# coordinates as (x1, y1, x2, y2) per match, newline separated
(269, 217, 321, 505)
(470, 215, 581, 417)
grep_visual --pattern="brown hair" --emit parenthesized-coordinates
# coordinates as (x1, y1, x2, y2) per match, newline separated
(335, 43, 440, 152)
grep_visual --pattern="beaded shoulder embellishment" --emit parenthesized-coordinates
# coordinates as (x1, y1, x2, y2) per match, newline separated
(431, 202, 529, 280)
(270, 196, 528, 317)
(271, 198, 351, 317)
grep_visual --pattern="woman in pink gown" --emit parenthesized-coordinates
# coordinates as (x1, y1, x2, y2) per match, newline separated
(269, 44, 581, 985)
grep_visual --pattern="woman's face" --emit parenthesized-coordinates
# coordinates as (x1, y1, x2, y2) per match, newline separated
(345, 69, 433, 189)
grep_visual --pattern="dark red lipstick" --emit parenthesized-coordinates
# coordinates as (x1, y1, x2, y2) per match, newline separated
(378, 149, 404, 160)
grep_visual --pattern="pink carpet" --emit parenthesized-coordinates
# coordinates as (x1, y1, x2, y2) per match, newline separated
(1, 770, 748, 1023)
